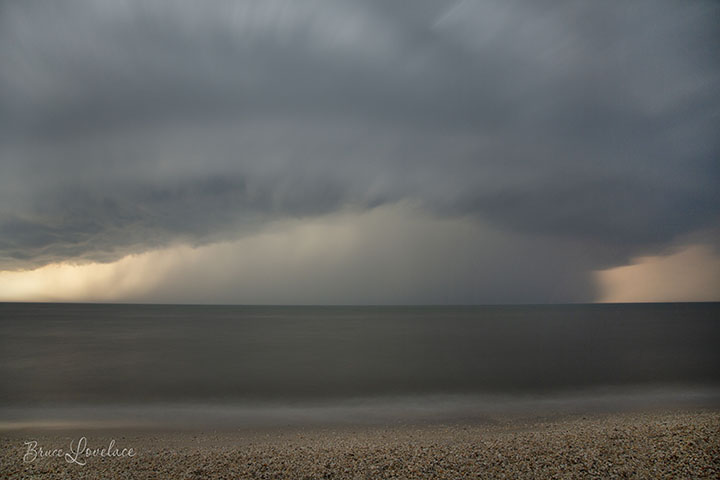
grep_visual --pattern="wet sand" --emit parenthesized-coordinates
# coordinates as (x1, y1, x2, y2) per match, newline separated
(2, 409, 718, 479)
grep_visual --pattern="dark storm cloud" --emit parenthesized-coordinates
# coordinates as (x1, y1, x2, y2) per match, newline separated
(1, 0, 718, 300)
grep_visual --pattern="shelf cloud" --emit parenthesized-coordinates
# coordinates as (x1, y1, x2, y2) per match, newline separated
(1, 0, 718, 302)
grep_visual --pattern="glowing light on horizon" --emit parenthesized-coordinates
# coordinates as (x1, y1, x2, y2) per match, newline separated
(596, 244, 720, 303)
(0, 211, 364, 303)
(0, 250, 176, 302)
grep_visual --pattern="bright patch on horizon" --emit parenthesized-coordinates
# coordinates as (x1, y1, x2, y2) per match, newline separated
(596, 245, 720, 303)
(0, 209, 370, 303)
(0, 249, 176, 302)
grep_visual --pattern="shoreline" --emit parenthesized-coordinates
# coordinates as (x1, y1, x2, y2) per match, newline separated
(3, 384, 719, 432)
(2, 408, 718, 479)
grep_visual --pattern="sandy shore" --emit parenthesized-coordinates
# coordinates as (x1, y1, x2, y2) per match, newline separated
(2, 409, 718, 479)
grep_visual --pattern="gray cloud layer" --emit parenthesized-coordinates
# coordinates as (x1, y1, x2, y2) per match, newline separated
(1, 0, 718, 301)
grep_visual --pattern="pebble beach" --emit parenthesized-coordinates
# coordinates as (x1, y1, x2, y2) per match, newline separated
(2, 409, 718, 479)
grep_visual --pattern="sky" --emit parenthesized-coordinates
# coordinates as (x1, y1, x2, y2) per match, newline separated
(0, 0, 718, 304)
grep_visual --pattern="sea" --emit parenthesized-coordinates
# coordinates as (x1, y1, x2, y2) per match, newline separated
(1, 302, 719, 429)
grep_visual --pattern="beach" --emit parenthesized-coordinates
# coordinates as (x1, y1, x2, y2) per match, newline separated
(2, 409, 718, 479)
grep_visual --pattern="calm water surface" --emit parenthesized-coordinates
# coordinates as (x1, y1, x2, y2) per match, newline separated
(1, 303, 718, 426)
